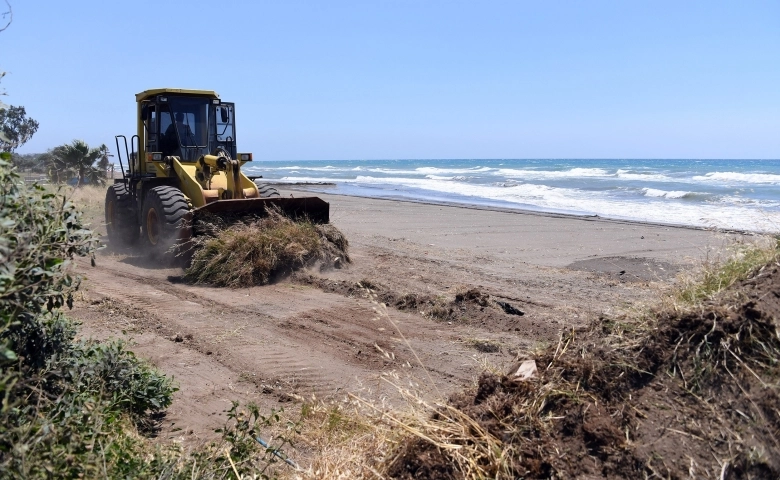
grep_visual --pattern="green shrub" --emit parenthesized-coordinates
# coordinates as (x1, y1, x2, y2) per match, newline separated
(61, 340, 176, 419)
(0, 158, 302, 479)
(0, 157, 98, 367)
(0, 159, 176, 477)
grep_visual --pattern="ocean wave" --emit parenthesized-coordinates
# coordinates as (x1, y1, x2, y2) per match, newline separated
(415, 166, 494, 175)
(248, 165, 347, 172)
(692, 172, 780, 184)
(496, 167, 678, 182)
(642, 188, 694, 199)
(360, 167, 433, 175)
(717, 195, 780, 208)
(495, 180, 521, 188)
(496, 167, 611, 178)
(425, 175, 469, 181)
(279, 174, 780, 231)
(616, 169, 674, 181)
(345, 176, 601, 204)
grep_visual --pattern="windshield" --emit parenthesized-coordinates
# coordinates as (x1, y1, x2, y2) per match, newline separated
(160, 97, 210, 161)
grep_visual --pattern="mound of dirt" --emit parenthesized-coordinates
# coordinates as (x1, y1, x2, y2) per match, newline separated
(185, 210, 349, 287)
(388, 263, 780, 479)
(290, 276, 546, 340)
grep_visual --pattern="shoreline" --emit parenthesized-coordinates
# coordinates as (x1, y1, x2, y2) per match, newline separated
(248, 157, 780, 234)
(280, 184, 763, 237)
(277, 186, 750, 271)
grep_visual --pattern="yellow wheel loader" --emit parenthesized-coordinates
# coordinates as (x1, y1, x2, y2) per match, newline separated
(105, 88, 329, 257)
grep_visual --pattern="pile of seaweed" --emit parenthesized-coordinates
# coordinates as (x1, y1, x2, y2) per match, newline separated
(185, 209, 349, 287)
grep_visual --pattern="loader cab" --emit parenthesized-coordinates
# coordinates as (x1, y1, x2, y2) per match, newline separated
(140, 93, 237, 163)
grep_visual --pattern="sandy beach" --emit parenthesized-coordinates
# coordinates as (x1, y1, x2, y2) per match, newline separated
(69, 191, 747, 444)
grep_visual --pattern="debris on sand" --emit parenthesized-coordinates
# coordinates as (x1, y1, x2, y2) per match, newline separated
(387, 263, 780, 479)
(508, 359, 537, 381)
(291, 278, 534, 331)
(185, 209, 349, 287)
(454, 288, 490, 307)
(469, 339, 502, 353)
(494, 300, 524, 316)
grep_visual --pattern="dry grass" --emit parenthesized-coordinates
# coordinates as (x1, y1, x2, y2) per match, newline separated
(283, 288, 514, 480)
(288, 384, 512, 479)
(281, 236, 780, 479)
(292, 401, 399, 479)
(284, 377, 515, 479)
(185, 209, 349, 287)
(672, 235, 780, 307)
(63, 184, 106, 229)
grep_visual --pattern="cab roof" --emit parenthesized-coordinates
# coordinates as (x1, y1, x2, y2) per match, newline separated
(135, 88, 220, 102)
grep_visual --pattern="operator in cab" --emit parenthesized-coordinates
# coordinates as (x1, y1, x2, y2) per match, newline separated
(162, 112, 196, 158)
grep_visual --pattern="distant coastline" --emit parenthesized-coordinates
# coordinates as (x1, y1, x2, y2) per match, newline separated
(245, 159, 780, 233)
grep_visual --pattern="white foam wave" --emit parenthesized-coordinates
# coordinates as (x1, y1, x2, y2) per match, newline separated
(693, 172, 780, 184)
(280, 174, 780, 232)
(362, 167, 431, 175)
(251, 165, 339, 172)
(415, 166, 493, 175)
(495, 180, 521, 187)
(616, 170, 674, 181)
(642, 188, 692, 199)
(425, 175, 468, 181)
(718, 195, 780, 208)
(497, 167, 610, 178)
(425, 175, 455, 180)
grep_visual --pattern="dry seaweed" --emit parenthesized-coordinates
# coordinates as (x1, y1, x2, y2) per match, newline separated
(386, 261, 780, 479)
(184, 208, 349, 287)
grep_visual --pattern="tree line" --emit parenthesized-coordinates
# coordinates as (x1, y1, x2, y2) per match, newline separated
(1, 95, 111, 186)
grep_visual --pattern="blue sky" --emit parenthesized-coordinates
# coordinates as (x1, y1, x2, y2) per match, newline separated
(1, 0, 779, 159)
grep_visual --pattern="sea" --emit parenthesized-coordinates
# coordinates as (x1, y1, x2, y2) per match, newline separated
(244, 159, 780, 233)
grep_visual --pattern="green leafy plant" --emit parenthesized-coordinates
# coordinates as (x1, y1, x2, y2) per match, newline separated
(0, 105, 39, 153)
(0, 159, 176, 477)
(0, 158, 99, 367)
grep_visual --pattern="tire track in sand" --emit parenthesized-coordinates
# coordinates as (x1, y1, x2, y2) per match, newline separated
(74, 257, 498, 403)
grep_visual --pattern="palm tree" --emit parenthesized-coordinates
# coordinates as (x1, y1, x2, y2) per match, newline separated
(48, 140, 110, 186)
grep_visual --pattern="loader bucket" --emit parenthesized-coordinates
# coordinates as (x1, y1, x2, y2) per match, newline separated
(193, 197, 330, 224)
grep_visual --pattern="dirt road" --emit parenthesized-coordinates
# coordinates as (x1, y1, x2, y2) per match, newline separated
(69, 191, 741, 444)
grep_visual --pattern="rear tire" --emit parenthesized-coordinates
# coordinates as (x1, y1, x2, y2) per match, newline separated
(142, 186, 191, 257)
(255, 183, 280, 198)
(105, 183, 138, 246)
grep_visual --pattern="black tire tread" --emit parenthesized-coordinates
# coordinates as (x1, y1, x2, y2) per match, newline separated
(256, 183, 281, 198)
(142, 186, 191, 255)
(105, 182, 138, 246)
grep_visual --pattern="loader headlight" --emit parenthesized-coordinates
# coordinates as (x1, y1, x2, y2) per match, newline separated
(147, 152, 163, 161)
(239, 153, 252, 161)
(212, 99, 221, 105)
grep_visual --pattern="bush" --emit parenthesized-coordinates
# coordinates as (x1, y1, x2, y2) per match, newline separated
(0, 159, 303, 479)
(0, 156, 98, 367)
(0, 158, 176, 477)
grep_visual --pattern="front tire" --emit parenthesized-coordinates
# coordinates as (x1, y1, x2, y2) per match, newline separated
(105, 183, 138, 246)
(255, 183, 280, 198)
(141, 186, 191, 257)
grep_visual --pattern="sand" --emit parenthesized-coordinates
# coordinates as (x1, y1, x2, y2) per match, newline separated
(319, 190, 733, 267)
(68, 190, 749, 446)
